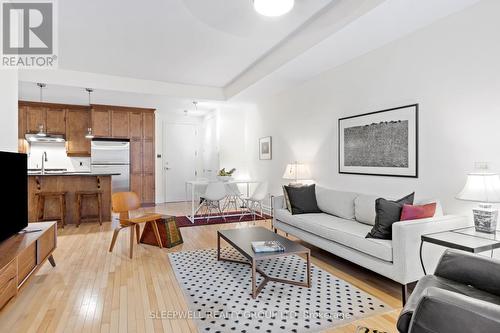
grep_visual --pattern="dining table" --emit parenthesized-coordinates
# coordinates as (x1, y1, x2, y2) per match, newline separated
(185, 179, 260, 223)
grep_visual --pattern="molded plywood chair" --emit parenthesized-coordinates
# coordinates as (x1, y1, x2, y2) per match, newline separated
(109, 192, 163, 258)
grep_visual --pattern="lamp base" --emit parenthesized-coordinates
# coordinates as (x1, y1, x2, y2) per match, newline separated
(473, 204, 498, 233)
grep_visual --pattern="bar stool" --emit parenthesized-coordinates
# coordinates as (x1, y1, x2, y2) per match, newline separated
(76, 191, 103, 227)
(35, 191, 67, 228)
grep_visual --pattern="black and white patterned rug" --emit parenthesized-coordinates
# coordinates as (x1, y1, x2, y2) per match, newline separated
(168, 248, 391, 333)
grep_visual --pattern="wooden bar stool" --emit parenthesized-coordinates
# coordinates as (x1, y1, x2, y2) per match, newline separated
(35, 191, 67, 228)
(76, 191, 103, 227)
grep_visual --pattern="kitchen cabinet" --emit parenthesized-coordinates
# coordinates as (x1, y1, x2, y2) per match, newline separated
(142, 139, 155, 174)
(142, 173, 155, 204)
(66, 108, 91, 156)
(130, 140, 143, 174)
(143, 112, 155, 140)
(130, 173, 143, 203)
(26, 106, 46, 133)
(111, 110, 129, 138)
(129, 112, 143, 139)
(91, 108, 111, 137)
(46, 107, 66, 135)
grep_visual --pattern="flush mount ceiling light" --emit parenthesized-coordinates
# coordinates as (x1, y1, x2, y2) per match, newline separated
(253, 0, 294, 17)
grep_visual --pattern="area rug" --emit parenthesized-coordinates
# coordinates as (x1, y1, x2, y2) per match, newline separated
(168, 248, 392, 333)
(175, 211, 272, 228)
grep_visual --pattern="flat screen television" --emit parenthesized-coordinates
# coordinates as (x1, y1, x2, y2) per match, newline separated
(0, 151, 28, 242)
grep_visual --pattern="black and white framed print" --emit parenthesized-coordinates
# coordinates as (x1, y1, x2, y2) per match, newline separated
(338, 104, 418, 178)
(259, 136, 272, 160)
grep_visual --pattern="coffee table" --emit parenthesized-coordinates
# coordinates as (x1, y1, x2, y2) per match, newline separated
(217, 227, 311, 299)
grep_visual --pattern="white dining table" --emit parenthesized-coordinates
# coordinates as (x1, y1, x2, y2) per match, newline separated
(185, 179, 260, 223)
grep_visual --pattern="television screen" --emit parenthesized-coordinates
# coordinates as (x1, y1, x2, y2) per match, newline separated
(0, 151, 28, 242)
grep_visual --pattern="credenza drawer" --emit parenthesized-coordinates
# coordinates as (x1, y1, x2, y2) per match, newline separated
(39, 224, 56, 262)
(0, 260, 17, 309)
(18, 243, 37, 287)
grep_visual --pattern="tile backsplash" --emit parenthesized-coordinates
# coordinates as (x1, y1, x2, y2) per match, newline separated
(28, 142, 91, 171)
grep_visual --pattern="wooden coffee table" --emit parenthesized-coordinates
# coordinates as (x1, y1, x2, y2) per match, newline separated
(217, 227, 311, 298)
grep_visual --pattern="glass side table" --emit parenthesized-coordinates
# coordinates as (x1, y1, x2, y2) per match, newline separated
(420, 227, 500, 274)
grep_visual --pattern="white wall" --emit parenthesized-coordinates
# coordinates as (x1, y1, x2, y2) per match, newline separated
(0, 70, 18, 152)
(231, 0, 500, 215)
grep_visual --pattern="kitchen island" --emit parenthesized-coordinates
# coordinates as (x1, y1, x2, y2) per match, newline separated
(28, 173, 119, 226)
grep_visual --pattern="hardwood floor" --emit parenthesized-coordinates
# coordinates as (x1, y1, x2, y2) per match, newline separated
(0, 202, 401, 333)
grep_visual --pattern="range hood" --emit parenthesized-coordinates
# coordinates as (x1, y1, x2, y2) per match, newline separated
(25, 133, 65, 143)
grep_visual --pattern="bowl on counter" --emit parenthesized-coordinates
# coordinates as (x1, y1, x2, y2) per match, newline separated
(217, 176, 233, 182)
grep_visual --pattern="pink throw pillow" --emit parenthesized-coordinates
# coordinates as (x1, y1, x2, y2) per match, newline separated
(400, 203, 437, 221)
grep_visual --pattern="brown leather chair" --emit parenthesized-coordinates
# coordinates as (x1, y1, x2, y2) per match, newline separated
(109, 192, 163, 258)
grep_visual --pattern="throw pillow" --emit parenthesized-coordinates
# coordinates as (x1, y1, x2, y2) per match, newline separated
(282, 185, 292, 213)
(400, 202, 437, 221)
(366, 192, 415, 239)
(284, 184, 322, 215)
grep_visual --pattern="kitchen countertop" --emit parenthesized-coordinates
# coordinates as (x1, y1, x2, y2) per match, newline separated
(28, 172, 120, 176)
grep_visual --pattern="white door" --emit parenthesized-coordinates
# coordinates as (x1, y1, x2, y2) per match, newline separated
(163, 122, 198, 202)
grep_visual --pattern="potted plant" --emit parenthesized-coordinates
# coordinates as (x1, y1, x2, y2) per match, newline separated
(217, 168, 236, 181)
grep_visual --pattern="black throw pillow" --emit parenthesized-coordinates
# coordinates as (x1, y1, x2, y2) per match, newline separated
(284, 184, 322, 215)
(366, 192, 415, 240)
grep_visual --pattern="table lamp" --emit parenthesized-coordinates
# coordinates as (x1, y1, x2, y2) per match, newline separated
(456, 172, 500, 233)
(283, 162, 311, 186)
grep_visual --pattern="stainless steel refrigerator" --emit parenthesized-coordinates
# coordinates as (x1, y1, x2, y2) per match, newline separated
(91, 139, 130, 193)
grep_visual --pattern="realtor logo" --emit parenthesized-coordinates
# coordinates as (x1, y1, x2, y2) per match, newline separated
(1, 0, 58, 67)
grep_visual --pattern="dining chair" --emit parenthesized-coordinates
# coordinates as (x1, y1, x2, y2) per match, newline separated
(241, 181, 269, 223)
(195, 182, 227, 221)
(109, 192, 163, 258)
(223, 183, 244, 212)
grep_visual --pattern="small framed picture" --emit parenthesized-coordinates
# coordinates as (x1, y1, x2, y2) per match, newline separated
(259, 136, 272, 160)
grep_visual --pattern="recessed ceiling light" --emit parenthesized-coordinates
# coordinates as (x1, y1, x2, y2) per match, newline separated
(253, 0, 294, 17)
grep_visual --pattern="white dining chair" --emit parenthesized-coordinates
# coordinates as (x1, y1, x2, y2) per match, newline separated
(241, 181, 269, 223)
(223, 183, 244, 212)
(195, 182, 227, 221)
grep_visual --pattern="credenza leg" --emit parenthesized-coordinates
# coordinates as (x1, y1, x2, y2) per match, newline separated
(48, 254, 56, 267)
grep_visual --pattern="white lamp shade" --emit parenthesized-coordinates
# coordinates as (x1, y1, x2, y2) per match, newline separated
(253, 0, 294, 17)
(283, 163, 311, 181)
(456, 173, 500, 203)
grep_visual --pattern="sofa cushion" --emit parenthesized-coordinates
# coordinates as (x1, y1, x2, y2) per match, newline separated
(274, 209, 393, 261)
(354, 194, 378, 225)
(315, 186, 358, 220)
(284, 184, 322, 215)
(366, 193, 415, 240)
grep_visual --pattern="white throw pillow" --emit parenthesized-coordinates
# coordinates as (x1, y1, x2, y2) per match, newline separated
(354, 194, 378, 225)
(415, 198, 444, 217)
(315, 186, 358, 220)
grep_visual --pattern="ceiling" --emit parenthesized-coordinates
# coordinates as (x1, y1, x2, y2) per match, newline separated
(58, 0, 332, 87)
(20, 0, 482, 103)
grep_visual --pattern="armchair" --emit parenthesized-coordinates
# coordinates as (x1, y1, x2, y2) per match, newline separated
(397, 249, 500, 333)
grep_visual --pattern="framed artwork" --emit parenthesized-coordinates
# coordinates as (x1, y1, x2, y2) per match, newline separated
(259, 136, 272, 160)
(338, 104, 418, 178)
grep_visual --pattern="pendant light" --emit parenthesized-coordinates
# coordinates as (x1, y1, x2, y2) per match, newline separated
(85, 88, 95, 139)
(36, 83, 47, 137)
(253, 0, 294, 17)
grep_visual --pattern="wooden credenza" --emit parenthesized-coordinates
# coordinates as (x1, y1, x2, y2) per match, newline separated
(0, 222, 57, 310)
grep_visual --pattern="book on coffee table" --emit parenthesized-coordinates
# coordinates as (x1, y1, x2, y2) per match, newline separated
(251, 240, 285, 253)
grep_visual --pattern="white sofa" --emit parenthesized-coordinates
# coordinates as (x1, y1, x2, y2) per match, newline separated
(272, 186, 470, 300)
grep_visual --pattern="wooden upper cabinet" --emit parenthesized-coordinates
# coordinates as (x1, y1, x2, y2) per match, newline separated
(91, 109, 111, 137)
(26, 106, 46, 134)
(143, 112, 155, 140)
(66, 109, 90, 156)
(111, 111, 129, 138)
(45, 108, 66, 135)
(129, 112, 143, 139)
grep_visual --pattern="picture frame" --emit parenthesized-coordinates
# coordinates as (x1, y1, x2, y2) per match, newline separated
(259, 136, 272, 160)
(338, 104, 418, 178)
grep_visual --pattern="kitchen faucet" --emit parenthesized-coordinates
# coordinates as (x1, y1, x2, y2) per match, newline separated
(41, 151, 48, 174)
